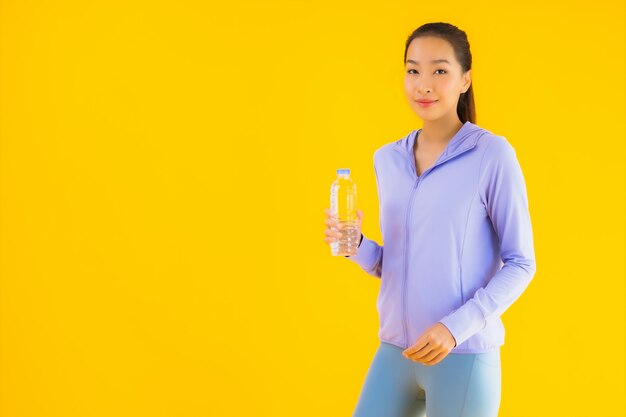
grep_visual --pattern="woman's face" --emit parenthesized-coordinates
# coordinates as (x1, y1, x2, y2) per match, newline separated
(404, 36, 471, 122)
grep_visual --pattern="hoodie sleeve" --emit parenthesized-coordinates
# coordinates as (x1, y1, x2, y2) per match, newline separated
(344, 156, 383, 279)
(438, 136, 536, 347)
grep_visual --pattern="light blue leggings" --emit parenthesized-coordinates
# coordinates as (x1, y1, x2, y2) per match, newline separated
(352, 342, 501, 417)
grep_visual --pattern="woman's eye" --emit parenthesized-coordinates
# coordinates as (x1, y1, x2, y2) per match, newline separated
(406, 69, 447, 75)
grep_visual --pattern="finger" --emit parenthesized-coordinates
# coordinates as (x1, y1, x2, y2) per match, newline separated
(423, 351, 446, 366)
(324, 236, 337, 244)
(324, 228, 342, 238)
(403, 336, 428, 357)
(407, 346, 432, 362)
(325, 219, 343, 231)
(418, 348, 441, 363)
(324, 211, 342, 229)
(405, 342, 430, 360)
(410, 343, 432, 360)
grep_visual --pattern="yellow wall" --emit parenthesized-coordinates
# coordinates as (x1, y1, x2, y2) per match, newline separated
(1, 1, 624, 416)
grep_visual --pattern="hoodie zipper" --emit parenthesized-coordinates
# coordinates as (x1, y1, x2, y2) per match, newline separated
(401, 134, 479, 348)
(403, 176, 420, 347)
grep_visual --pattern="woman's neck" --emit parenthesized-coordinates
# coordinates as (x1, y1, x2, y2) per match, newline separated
(420, 117, 464, 146)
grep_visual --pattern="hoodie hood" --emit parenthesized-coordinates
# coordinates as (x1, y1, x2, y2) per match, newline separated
(397, 121, 488, 160)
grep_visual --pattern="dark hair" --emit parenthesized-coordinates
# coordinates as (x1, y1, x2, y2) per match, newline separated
(404, 22, 476, 124)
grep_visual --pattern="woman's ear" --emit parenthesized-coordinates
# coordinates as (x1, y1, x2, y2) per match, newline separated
(462, 69, 471, 93)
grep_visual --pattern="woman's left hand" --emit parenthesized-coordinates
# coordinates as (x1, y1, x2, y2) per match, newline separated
(402, 322, 457, 366)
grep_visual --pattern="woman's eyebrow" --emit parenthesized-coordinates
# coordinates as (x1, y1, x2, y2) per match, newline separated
(406, 59, 450, 65)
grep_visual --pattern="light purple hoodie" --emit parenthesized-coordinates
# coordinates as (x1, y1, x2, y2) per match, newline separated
(346, 121, 536, 353)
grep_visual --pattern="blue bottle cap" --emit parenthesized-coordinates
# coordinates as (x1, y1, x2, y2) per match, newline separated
(336, 168, 350, 175)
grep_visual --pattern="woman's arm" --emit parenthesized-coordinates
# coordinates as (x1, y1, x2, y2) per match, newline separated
(344, 158, 384, 279)
(438, 136, 537, 347)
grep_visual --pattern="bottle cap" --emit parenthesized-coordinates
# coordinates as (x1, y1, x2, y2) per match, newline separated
(336, 168, 350, 175)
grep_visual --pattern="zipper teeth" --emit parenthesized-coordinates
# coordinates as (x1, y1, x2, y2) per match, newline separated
(403, 177, 420, 347)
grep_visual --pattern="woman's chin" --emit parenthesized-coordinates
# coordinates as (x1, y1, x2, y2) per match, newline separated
(414, 111, 440, 121)
(412, 106, 450, 121)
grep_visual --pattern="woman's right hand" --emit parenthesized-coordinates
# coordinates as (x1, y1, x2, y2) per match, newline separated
(323, 208, 363, 246)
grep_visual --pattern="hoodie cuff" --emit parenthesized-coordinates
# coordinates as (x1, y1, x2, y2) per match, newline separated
(438, 300, 487, 348)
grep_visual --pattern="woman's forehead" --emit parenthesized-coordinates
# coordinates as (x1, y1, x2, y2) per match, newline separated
(406, 37, 455, 61)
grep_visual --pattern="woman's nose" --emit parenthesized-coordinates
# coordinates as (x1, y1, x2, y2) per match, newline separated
(414, 81, 432, 94)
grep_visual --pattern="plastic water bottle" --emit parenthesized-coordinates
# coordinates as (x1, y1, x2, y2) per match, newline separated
(330, 168, 359, 256)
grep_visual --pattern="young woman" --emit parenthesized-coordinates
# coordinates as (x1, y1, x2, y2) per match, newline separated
(323, 22, 537, 417)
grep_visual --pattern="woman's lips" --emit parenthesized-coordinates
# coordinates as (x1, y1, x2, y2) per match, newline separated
(416, 100, 437, 107)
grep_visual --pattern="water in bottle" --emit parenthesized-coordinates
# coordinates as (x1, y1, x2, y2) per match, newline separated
(330, 168, 360, 256)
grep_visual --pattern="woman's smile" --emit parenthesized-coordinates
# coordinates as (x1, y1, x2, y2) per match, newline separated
(416, 100, 438, 107)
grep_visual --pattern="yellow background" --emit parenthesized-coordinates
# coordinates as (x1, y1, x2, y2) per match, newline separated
(1, 1, 624, 416)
